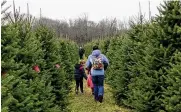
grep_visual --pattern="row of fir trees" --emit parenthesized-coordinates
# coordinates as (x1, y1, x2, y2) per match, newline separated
(2, 19, 79, 111)
(84, 1, 181, 112)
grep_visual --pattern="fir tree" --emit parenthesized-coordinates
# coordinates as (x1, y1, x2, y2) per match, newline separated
(34, 25, 70, 110)
(1, 74, 19, 112)
(161, 51, 181, 112)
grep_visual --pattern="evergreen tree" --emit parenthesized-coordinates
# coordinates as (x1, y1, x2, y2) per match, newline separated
(156, 1, 181, 51)
(2, 22, 60, 111)
(124, 1, 181, 111)
(161, 51, 181, 112)
(104, 1, 181, 111)
(1, 74, 19, 112)
(1, 24, 24, 111)
(58, 40, 74, 81)
(1, 24, 21, 77)
(34, 25, 70, 110)
(106, 36, 135, 105)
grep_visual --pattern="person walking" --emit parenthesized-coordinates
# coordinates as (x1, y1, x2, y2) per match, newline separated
(79, 47, 85, 60)
(86, 45, 109, 103)
(74, 60, 87, 94)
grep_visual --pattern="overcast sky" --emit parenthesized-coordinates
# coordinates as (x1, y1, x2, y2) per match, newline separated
(5, 0, 163, 22)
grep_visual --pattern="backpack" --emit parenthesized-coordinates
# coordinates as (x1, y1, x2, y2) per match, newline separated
(91, 55, 104, 70)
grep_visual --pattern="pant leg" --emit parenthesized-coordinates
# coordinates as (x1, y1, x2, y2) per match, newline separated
(75, 79, 80, 92)
(92, 76, 99, 100)
(98, 75, 104, 96)
(80, 78, 83, 93)
(80, 55, 83, 59)
(91, 87, 94, 95)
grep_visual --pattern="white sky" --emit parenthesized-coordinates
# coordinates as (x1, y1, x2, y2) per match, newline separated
(5, 0, 163, 22)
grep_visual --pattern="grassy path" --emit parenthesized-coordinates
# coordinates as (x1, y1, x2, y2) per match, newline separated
(68, 80, 130, 112)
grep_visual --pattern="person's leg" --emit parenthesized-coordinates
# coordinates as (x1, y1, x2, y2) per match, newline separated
(80, 54, 83, 59)
(92, 76, 98, 101)
(91, 87, 94, 95)
(80, 78, 83, 93)
(98, 75, 104, 103)
(75, 79, 80, 94)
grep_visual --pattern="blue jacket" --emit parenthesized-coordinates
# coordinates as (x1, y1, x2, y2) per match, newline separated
(86, 50, 109, 76)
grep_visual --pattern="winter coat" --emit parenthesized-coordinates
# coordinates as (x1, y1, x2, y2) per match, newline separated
(79, 48, 85, 56)
(86, 50, 109, 76)
(74, 64, 87, 80)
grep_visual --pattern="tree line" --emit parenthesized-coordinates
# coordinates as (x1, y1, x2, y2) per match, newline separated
(35, 15, 129, 45)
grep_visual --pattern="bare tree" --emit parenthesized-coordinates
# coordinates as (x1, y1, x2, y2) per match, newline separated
(1, 0, 11, 25)
(33, 13, 128, 44)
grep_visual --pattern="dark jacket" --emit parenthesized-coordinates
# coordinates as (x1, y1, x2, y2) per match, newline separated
(79, 48, 85, 56)
(74, 64, 87, 80)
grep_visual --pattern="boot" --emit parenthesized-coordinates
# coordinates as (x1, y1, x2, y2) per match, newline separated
(75, 88, 78, 95)
(98, 95, 103, 103)
(80, 88, 84, 94)
(91, 88, 94, 95)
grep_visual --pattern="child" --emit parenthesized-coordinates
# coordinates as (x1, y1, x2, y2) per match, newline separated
(74, 60, 87, 94)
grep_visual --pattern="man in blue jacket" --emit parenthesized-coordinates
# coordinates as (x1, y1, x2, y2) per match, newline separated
(86, 45, 109, 103)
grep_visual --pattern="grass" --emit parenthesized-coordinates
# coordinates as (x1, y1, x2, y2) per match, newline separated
(67, 80, 131, 112)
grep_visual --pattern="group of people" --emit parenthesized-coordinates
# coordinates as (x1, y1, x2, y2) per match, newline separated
(74, 45, 109, 103)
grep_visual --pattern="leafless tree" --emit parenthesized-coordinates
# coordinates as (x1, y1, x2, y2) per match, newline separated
(1, 0, 11, 25)
(33, 14, 128, 44)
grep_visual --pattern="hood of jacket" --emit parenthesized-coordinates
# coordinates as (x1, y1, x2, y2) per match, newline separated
(75, 64, 81, 69)
(91, 50, 101, 57)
